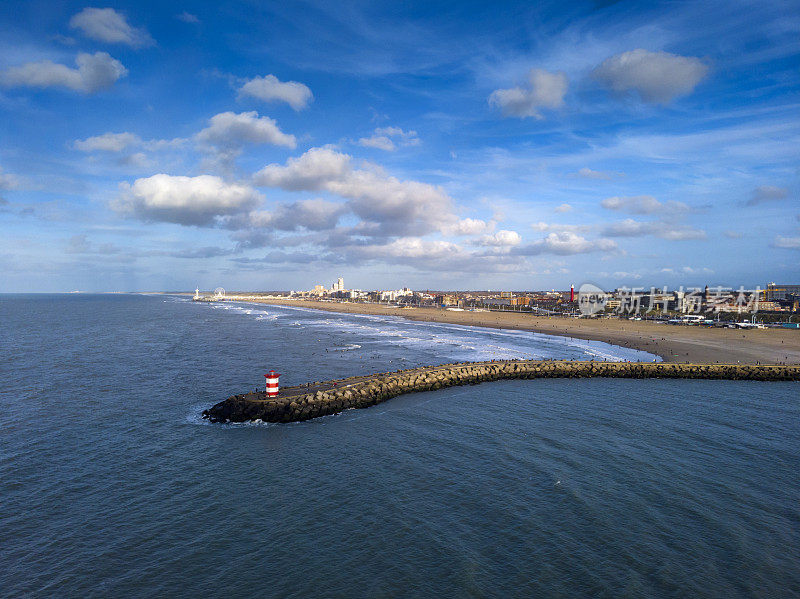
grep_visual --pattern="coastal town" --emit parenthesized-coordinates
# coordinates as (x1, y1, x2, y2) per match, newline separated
(194, 278, 800, 327)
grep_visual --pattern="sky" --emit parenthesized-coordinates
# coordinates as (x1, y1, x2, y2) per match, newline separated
(0, 0, 798, 292)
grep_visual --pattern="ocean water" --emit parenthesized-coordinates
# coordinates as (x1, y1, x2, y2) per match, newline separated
(1, 294, 798, 598)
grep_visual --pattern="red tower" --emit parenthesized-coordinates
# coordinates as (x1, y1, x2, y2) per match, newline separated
(264, 370, 280, 397)
(570, 285, 575, 302)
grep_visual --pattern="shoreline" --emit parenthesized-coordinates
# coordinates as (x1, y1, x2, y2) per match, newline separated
(229, 297, 800, 365)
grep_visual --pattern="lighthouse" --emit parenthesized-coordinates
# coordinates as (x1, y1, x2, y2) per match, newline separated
(570, 285, 575, 302)
(264, 370, 280, 397)
(194, 287, 200, 300)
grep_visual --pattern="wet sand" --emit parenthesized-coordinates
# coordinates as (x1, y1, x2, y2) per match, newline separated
(239, 298, 800, 365)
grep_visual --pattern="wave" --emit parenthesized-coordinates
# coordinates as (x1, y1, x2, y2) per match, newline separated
(330, 344, 362, 351)
(192, 299, 659, 363)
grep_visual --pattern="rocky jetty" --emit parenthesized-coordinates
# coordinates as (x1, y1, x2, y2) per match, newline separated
(202, 360, 800, 424)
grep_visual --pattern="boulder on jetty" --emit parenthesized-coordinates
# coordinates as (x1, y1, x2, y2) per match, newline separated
(201, 360, 800, 424)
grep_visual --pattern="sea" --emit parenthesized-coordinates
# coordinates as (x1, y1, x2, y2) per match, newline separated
(1, 293, 798, 598)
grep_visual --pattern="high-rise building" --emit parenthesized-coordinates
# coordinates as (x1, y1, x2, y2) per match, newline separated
(767, 283, 800, 301)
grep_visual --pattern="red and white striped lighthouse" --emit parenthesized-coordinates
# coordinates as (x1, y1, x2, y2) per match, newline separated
(264, 370, 280, 397)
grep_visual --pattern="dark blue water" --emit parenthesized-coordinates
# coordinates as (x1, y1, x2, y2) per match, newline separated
(1, 294, 798, 598)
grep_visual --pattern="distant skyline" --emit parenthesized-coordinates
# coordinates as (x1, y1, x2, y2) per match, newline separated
(1, 0, 798, 292)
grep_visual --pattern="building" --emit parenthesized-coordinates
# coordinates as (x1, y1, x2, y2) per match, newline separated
(380, 287, 413, 302)
(330, 277, 345, 293)
(435, 294, 458, 306)
(767, 283, 800, 302)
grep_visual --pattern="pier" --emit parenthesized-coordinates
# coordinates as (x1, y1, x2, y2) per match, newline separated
(202, 360, 800, 423)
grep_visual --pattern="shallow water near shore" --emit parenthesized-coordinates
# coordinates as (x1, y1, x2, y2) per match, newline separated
(1, 294, 798, 598)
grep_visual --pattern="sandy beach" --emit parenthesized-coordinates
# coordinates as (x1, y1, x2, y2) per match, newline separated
(236, 298, 800, 365)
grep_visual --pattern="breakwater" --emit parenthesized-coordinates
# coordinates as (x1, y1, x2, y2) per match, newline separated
(202, 360, 800, 423)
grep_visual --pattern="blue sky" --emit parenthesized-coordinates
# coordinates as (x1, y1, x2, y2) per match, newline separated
(1, 0, 798, 292)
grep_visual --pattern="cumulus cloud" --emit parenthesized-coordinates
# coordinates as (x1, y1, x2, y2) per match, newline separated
(69, 8, 154, 47)
(358, 127, 420, 151)
(592, 49, 709, 103)
(489, 68, 568, 119)
(476, 230, 521, 247)
(115, 174, 262, 226)
(74, 132, 141, 152)
(358, 135, 394, 151)
(73, 132, 185, 170)
(253, 147, 459, 236)
(0, 52, 127, 94)
(360, 237, 463, 261)
(515, 232, 617, 255)
(530, 222, 592, 233)
(554, 203, 572, 213)
(442, 218, 493, 236)
(601, 195, 689, 214)
(238, 75, 313, 111)
(773, 236, 800, 249)
(747, 185, 788, 206)
(254, 147, 349, 190)
(602, 218, 706, 240)
(247, 199, 347, 231)
(196, 111, 296, 149)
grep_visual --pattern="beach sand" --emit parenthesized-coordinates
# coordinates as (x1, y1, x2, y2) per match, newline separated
(238, 298, 800, 365)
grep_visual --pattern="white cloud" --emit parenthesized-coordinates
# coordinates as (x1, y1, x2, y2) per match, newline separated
(74, 132, 141, 152)
(69, 8, 154, 47)
(611, 271, 642, 280)
(477, 230, 521, 247)
(442, 218, 493, 236)
(489, 68, 568, 119)
(592, 49, 709, 103)
(530, 222, 592, 233)
(516, 232, 617, 255)
(115, 174, 262, 226)
(0, 52, 127, 94)
(602, 218, 706, 240)
(177, 12, 200, 24)
(773, 236, 800, 249)
(238, 75, 313, 111)
(747, 185, 788, 206)
(358, 127, 420, 151)
(358, 135, 395, 151)
(254, 146, 350, 190)
(0, 166, 21, 191)
(601, 195, 689, 214)
(248, 199, 347, 231)
(65, 234, 120, 255)
(575, 167, 612, 180)
(73, 132, 186, 170)
(661, 266, 714, 275)
(196, 111, 296, 149)
(723, 230, 743, 239)
(362, 237, 462, 260)
(253, 147, 458, 236)
(554, 203, 572, 213)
